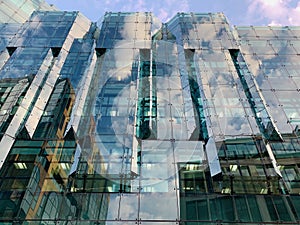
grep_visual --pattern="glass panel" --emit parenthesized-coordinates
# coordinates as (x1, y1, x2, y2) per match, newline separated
(139, 192, 178, 220)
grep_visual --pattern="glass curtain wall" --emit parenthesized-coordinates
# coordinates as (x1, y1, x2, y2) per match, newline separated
(0, 9, 299, 225)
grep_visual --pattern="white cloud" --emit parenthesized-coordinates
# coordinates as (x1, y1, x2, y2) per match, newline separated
(47, 0, 191, 23)
(247, 0, 300, 25)
(167, 0, 190, 21)
(113, 0, 190, 22)
(158, 8, 169, 21)
(269, 21, 282, 26)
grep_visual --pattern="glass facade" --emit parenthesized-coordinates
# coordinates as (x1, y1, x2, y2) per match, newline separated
(0, 0, 57, 23)
(0, 8, 299, 224)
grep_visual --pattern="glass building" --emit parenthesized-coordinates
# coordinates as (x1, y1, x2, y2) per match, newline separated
(0, 3, 300, 224)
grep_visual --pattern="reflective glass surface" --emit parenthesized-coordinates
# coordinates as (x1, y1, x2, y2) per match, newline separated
(0, 10, 299, 225)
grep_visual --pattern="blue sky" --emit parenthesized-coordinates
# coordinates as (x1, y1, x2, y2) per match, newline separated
(46, 0, 300, 26)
